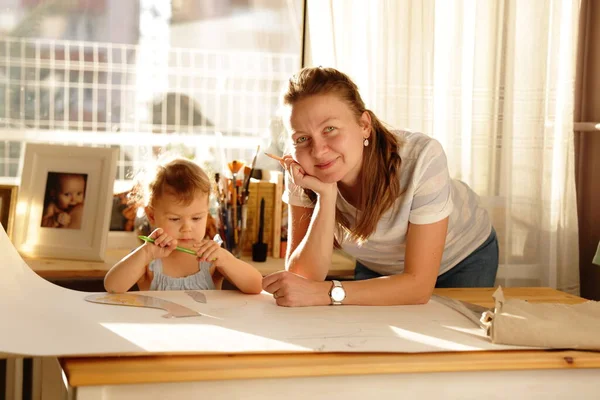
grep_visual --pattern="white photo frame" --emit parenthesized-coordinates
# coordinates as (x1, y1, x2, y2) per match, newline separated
(0, 184, 18, 239)
(13, 144, 118, 261)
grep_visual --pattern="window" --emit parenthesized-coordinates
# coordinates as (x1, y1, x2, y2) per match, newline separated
(0, 0, 304, 189)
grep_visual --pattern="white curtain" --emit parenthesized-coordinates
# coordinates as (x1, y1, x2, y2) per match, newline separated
(305, 0, 581, 293)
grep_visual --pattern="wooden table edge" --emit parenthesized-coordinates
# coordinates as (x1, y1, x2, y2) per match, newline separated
(61, 349, 600, 387)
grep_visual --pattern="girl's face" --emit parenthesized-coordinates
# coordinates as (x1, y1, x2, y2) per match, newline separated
(56, 175, 86, 211)
(146, 191, 209, 246)
(285, 94, 371, 187)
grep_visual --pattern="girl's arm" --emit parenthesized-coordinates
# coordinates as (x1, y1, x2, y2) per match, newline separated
(213, 252, 263, 294)
(194, 240, 263, 294)
(104, 228, 177, 293)
(263, 217, 449, 306)
(104, 245, 153, 293)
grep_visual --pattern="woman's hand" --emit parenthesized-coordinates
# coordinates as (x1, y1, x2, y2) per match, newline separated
(279, 155, 337, 198)
(143, 228, 177, 259)
(262, 270, 331, 307)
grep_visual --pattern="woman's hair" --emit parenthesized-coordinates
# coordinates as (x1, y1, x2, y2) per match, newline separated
(130, 157, 212, 208)
(282, 67, 403, 244)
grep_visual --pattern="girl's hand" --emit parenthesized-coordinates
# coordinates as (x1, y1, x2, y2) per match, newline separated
(262, 271, 331, 307)
(143, 228, 177, 259)
(279, 155, 337, 198)
(193, 238, 227, 264)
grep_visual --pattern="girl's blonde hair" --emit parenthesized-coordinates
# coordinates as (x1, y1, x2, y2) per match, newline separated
(282, 67, 403, 244)
(130, 157, 211, 208)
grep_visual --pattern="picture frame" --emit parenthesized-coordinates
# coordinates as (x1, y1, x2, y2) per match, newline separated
(0, 185, 18, 238)
(13, 144, 118, 261)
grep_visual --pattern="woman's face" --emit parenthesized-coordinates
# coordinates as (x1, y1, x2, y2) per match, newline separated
(285, 94, 371, 187)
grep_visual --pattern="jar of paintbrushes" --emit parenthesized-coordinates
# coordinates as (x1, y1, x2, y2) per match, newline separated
(214, 146, 260, 258)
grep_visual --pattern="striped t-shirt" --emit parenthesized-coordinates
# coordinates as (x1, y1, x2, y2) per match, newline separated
(282, 130, 492, 276)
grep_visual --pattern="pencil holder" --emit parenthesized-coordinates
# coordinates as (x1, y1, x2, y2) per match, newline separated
(231, 206, 248, 258)
(216, 202, 246, 258)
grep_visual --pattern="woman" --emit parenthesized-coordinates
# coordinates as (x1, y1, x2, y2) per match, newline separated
(262, 67, 498, 307)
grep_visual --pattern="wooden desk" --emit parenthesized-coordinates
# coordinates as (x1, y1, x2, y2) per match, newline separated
(47, 288, 598, 399)
(25, 249, 356, 280)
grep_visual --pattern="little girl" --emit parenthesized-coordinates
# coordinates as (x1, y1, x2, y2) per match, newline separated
(104, 158, 263, 294)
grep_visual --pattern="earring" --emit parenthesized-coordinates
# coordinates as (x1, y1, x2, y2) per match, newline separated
(363, 138, 369, 147)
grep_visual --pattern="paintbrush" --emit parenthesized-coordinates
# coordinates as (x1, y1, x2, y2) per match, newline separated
(227, 160, 245, 248)
(236, 146, 261, 254)
(139, 235, 197, 255)
(264, 152, 284, 162)
(243, 145, 260, 203)
(138, 235, 223, 261)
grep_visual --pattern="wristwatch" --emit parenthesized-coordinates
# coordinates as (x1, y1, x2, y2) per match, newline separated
(328, 280, 346, 305)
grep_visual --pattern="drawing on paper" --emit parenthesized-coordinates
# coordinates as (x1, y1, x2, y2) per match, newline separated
(185, 290, 207, 303)
(85, 293, 202, 318)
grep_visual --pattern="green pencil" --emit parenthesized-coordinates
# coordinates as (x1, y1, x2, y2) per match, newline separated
(138, 235, 197, 255)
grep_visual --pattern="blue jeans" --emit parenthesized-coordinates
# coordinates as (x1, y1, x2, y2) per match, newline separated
(354, 228, 499, 288)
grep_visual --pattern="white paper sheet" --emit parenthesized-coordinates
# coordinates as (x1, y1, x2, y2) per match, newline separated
(0, 227, 525, 357)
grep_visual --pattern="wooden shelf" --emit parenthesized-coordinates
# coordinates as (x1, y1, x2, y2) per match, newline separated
(25, 249, 356, 280)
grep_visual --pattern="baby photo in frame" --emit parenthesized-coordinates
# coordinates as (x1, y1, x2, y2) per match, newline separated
(41, 172, 88, 230)
(13, 144, 118, 261)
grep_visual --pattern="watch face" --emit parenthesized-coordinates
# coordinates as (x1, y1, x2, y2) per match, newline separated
(331, 286, 345, 302)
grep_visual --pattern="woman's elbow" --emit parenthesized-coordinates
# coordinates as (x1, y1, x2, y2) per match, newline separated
(401, 274, 434, 305)
(412, 294, 431, 305)
(413, 286, 435, 305)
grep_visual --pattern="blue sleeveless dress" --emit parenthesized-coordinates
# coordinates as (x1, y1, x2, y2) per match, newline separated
(148, 258, 216, 290)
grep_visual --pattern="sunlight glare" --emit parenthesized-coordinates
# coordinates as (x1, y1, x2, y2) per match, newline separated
(100, 322, 311, 352)
(389, 325, 481, 351)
